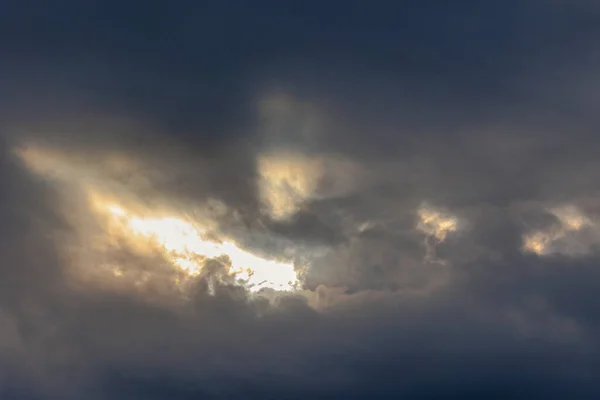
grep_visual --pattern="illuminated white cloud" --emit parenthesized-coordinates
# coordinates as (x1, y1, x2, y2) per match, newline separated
(257, 152, 324, 220)
(416, 205, 459, 264)
(522, 205, 594, 257)
(417, 206, 458, 242)
(257, 151, 361, 220)
(109, 206, 299, 292)
(15, 145, 301, 294)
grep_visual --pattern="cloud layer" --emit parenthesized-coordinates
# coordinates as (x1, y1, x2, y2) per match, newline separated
(3, 1, 600, 398)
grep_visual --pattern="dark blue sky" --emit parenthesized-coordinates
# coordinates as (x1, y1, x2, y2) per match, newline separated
(3, 1, 600, 399)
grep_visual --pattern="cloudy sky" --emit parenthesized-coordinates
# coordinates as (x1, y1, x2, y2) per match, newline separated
(3, 1, 600, 398)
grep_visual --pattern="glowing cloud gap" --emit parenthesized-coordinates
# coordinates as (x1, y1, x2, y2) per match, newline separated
(417, 207, 458, 242)
(15, 145, 301, 293)
(416, 205, 459, 264)
(522, 205, 592, 257)
(104, 204, 300, 292)
(257, 152, 324, 220)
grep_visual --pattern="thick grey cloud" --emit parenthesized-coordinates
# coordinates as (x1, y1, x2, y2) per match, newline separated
(3, 1, 600, 399)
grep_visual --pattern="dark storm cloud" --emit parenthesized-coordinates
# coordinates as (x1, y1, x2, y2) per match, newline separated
(3, 1, 600, 399)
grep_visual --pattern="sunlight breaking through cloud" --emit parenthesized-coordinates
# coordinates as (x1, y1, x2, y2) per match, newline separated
(99, 202, 300, 293)
(15, 144, 302, 294)
(416, 205, 459, 264)
(522, 205, 593, 257)
(257, 152, 324, 220)
(417, 206, 458, 242)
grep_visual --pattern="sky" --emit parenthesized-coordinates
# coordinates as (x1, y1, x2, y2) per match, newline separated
(2, 1, 600, 398)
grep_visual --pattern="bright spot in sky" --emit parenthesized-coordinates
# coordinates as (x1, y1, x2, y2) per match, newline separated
(15, 145, 300, 293)
(257, 152, 324, 220)
(523, 231, 552, 256)
(415, 205, 459, 265)
(522, 205, 592, 256)
(551, 206, 591, 232)
(103, 203, 299, 292)
(417, 206, 458, 241)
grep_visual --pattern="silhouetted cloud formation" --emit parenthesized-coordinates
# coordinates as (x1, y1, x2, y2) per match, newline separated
(2, 1, 600, 398)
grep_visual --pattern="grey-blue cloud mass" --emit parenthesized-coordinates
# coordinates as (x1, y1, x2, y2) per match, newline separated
(2, 1, 600, 399)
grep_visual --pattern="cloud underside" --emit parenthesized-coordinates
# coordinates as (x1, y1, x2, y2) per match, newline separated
(3, 1, 600, 398)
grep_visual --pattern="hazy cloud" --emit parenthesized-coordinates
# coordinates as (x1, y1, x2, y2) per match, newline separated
(3, 1, 600, 399)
